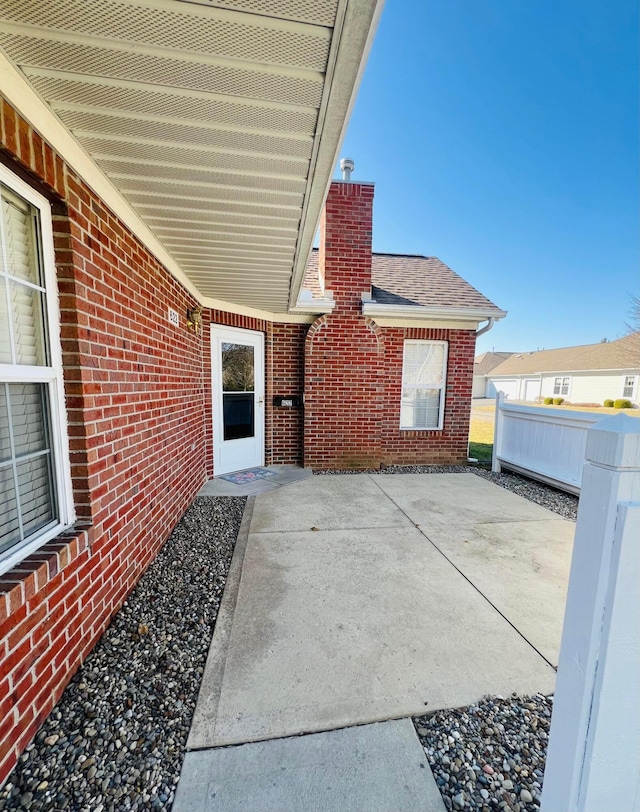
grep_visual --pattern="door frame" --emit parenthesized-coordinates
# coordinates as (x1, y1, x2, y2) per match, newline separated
(210, 325, 265, 475)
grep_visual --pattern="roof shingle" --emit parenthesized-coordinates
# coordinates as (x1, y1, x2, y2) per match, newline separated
(489, 334, 640, 375)
(303, 249, 504, 314)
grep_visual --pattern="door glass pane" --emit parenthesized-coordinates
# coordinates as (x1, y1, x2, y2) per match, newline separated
(221, 342, 255, 441)
(222, 343, 254, 391)
(223, 393, 255, 441)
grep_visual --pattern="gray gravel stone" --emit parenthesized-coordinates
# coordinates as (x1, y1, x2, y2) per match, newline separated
(0, 497, 245, 812)
(415, 693, 552, 811)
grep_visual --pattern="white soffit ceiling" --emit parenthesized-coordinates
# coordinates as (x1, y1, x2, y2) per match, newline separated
(0, 0, 382, 312)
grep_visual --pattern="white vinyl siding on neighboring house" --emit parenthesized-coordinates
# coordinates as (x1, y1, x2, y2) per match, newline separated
(400, 340, 447, 430)
(0, 166, 74, 576)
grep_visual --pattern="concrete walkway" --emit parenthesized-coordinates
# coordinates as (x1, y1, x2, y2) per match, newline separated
(175, 473, 575, 811)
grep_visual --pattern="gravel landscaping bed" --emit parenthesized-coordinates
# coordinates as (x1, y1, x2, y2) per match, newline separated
(0, 496, 245, 812)
(414, 694, 552, 811)
(315, 465, 579, 521)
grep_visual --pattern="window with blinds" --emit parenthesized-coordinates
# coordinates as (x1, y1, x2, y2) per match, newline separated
(0, 168, 74, 574)
(400, 340, 448, 430)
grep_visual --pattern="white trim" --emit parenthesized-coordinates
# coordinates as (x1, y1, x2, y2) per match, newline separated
(363, 301, 507, 321)
(399, 339, 448, 431)
(202, 295, 316, 323)
(370, 317, 483, 329)
(0, 164, 75, 576)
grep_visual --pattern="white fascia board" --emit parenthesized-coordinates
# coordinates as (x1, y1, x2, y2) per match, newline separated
(362, 302, 508, 321)
(289, 300, 336, 315)
(372, 317, 482, 330)
(201, 295, 314, 323)
(0, 52, 203, 304)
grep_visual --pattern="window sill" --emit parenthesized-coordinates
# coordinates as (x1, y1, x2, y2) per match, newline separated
(0, 524, 92, 623)
(399, 427, 443, 432)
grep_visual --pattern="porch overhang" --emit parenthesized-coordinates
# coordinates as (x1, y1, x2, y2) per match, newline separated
(0, 0, 384, 315)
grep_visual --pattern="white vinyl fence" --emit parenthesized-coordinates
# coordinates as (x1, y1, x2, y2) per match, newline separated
(541, 415, 640, 812)
(492, 393, 609, 493)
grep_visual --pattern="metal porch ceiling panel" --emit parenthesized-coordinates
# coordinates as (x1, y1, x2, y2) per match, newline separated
(0, 0, 382, 311)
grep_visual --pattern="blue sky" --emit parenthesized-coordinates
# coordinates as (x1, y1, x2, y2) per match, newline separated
(338, 0, 639, 354)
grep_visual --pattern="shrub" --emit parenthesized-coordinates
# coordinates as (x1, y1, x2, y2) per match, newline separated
(543, 397, 554, 405)
(603, 399, 614, 407)
(553, 397, 565, 405)
(614, 399, 632, 409)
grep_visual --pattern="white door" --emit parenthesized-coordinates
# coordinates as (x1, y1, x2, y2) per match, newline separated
(497, 379, 518, 400)
(211, 326, 265, 476)
(523, 379, 540, 402)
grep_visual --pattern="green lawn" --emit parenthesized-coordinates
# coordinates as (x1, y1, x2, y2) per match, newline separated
(468, 418, 494, 463)
(468, 402, 639, 464)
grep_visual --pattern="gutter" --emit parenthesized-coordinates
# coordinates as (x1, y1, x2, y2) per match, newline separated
(361, 302, 507, 322)
(476, 317, 497, 337)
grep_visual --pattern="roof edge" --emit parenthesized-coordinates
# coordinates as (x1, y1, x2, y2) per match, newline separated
(362, 302, 508, 321)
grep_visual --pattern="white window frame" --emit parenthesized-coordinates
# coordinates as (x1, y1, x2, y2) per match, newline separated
(553, 376, 570, 397)
(400, 339, 448, 431)
(622, 375, 636, 400)
(0, 164, 75, 576)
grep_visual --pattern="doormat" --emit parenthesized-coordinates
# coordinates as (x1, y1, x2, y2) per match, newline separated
(218, 468, 278, 484)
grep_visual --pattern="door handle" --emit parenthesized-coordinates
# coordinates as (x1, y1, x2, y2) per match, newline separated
(258, 396, 264, 406)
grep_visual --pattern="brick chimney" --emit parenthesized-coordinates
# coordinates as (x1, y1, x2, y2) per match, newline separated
(304, 161, 382, 470)
(319, 168, 374, 314)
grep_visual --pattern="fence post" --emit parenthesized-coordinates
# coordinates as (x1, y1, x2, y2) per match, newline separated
(492, 391, 504, 473)
(541, 414, 640, 812)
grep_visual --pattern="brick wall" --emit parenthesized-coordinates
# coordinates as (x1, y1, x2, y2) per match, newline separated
(304, 181, 384, 468)
(304, 179, 476, 469)
(380, 327, 476, 465)
(320, 180, 374, 311)
(304, 314, 384, 468)
(0, 99, 208, 784)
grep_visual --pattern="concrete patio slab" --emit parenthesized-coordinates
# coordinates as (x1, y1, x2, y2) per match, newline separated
(372, 474, 575, 665)
(249, 474, 413, 533)
(174, 719, 445, 812)
(373, 473, 558, 527)
(188, 484, 559, 748)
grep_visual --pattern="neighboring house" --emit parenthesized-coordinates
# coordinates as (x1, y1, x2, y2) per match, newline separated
(487, 335, 640, 404)
(473, 351, 516, 398)
(0, 0, 504, 782)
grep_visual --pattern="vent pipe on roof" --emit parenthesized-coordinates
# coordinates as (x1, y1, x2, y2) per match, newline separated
(340, 157, 355, 181)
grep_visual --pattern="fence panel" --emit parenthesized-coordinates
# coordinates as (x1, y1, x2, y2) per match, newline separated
(492, 393, 608, 493)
